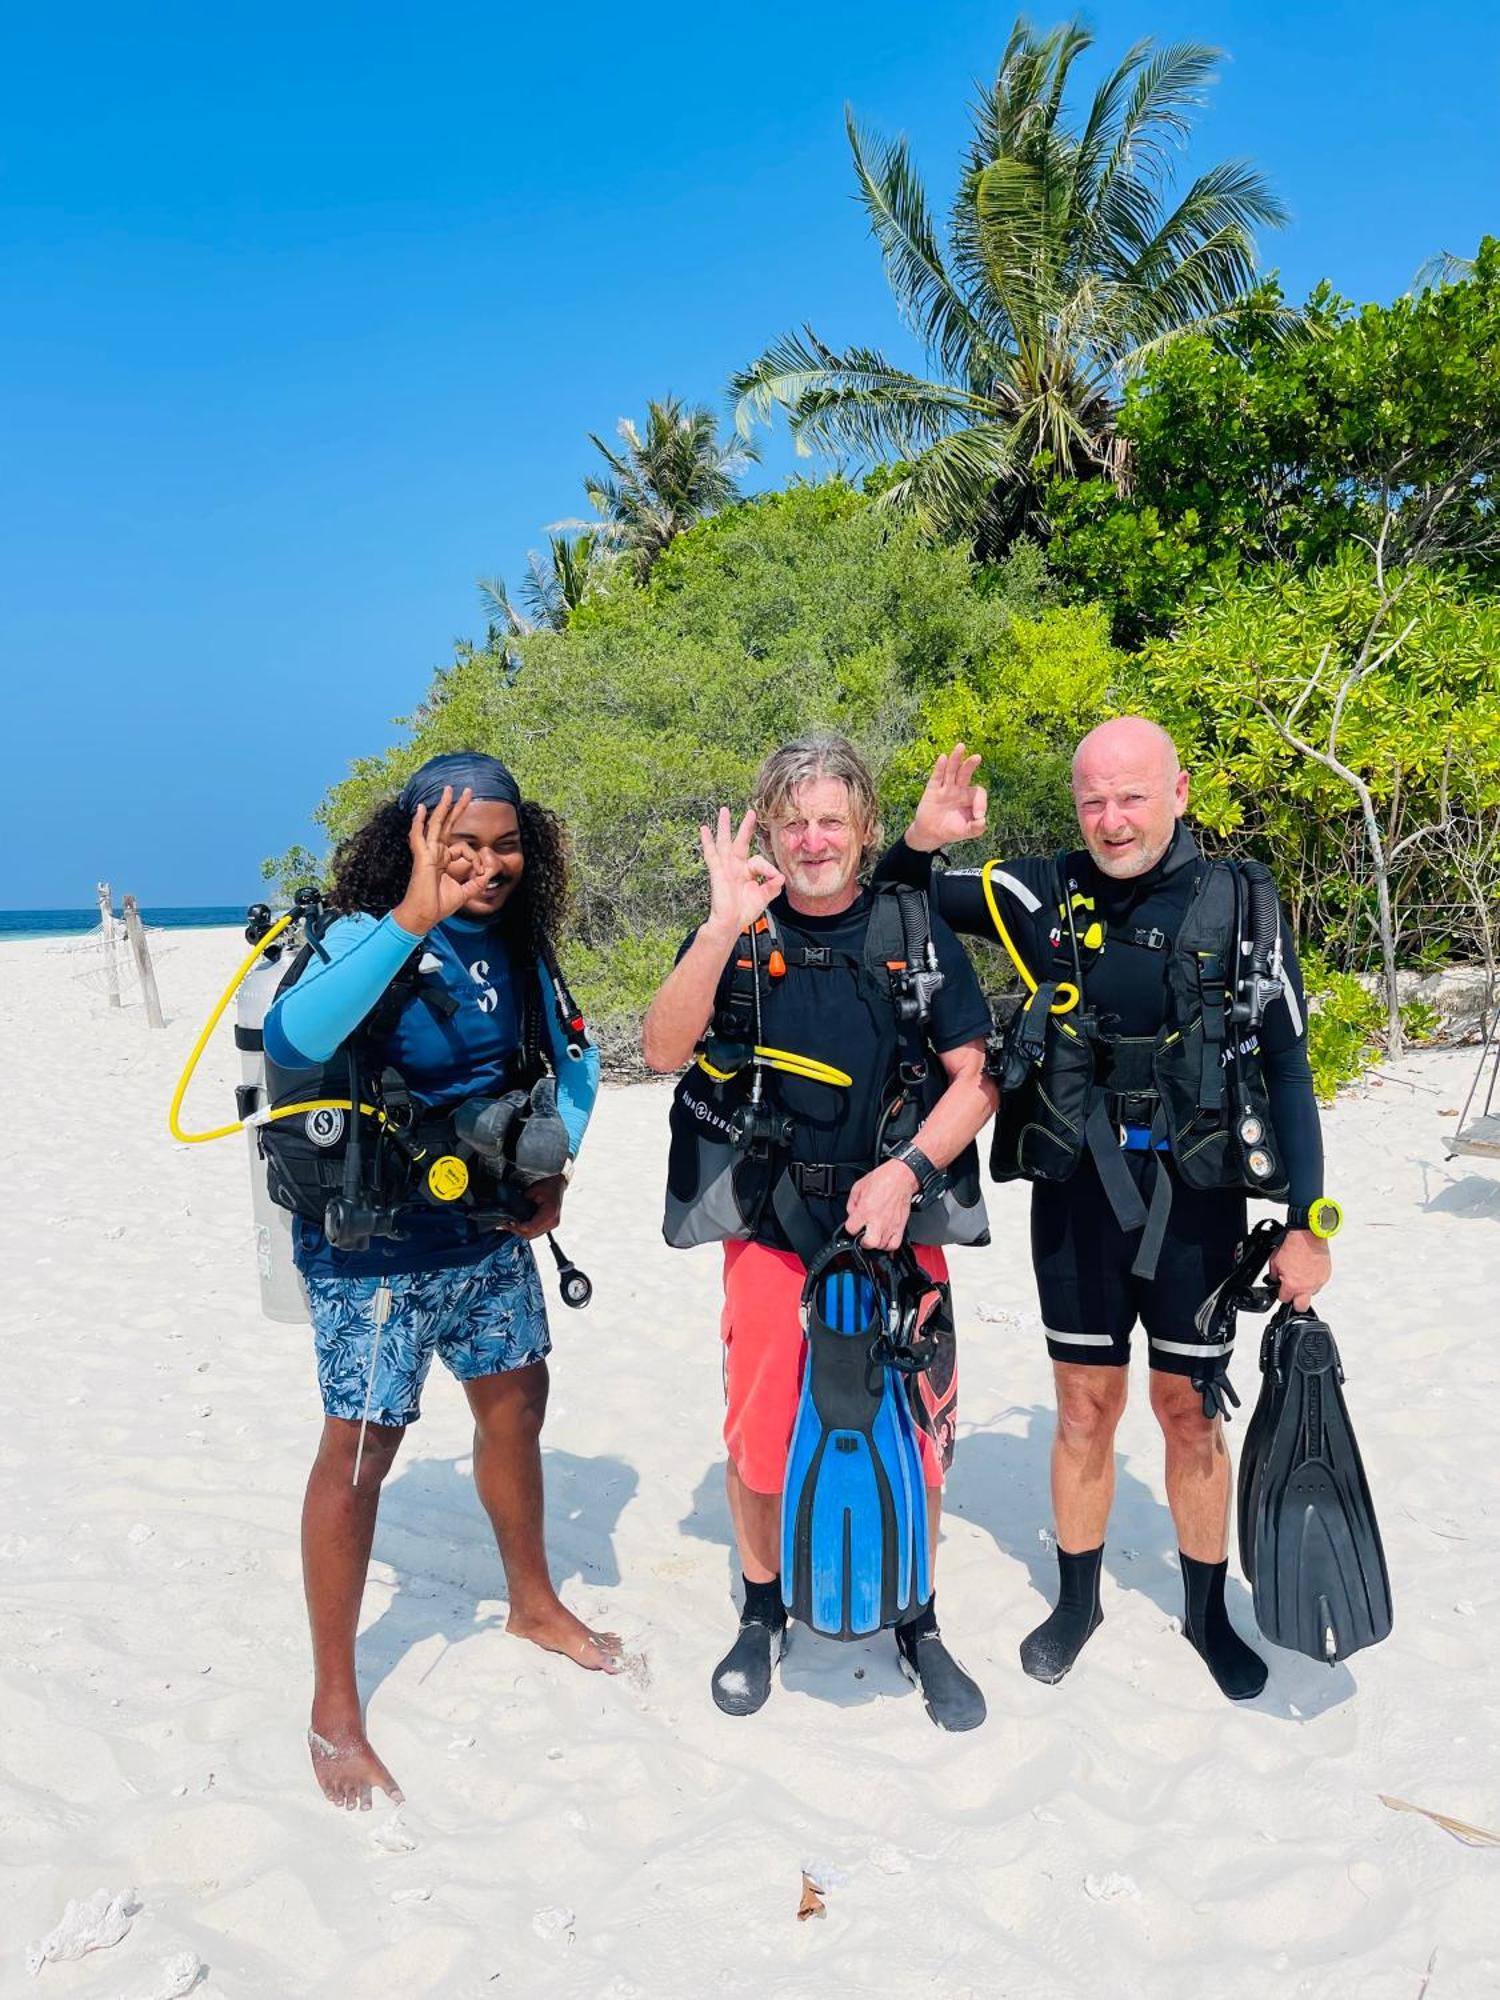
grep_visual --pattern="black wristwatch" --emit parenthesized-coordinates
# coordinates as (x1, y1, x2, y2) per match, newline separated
(892, 1142, 948, 1209)
(1285, 1197, 1343, 1240)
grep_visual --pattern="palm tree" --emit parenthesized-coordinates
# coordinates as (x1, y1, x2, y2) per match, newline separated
(731, 17, 1288, 552)
(582, 395, 757, 578)
(478, 528, 609, 638)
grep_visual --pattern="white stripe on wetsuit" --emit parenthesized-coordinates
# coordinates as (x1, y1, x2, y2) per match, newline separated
(1150, 1333, 1233, 1357)
(951, 865, 1043, 913)
(1044, 1327, 1118, 1350)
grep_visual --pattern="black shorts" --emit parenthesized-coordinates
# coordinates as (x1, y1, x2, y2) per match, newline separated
(1030, 1154, 1247, 1373)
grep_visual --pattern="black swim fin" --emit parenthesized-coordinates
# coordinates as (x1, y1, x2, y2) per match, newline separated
(1237, 1304, 1392, 1665)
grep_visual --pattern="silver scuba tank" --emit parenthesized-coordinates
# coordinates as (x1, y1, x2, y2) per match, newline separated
(236, 950, 308, 1323)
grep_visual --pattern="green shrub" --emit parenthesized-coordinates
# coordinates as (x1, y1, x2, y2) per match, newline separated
(298, 481, 1036, 1042)
(1400, 996, 1444, 1047)
(901, 602, 1123, 863)
(1303, 955, 1386, 1100)
(1122, 559, 1500, 973)
(260, 844, 324, 903)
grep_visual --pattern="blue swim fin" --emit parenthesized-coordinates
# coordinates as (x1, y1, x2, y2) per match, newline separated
(782, 1240, 933, 1640)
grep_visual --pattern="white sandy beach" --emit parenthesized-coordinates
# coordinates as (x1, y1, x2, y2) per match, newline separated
(3, 924, 1499, 1999)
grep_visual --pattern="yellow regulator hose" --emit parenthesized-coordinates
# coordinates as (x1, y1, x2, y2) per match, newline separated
(696, 1046, 853, 1089)
(981, 862, 1080, 1016)
(167, 914, 382, 1145)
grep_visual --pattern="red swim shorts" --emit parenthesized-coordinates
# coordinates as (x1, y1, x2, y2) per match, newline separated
(720, 1239, 957, 1496)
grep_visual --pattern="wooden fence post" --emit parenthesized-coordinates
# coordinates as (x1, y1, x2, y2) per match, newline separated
(96, 881, 122, 1008)
(122, 896, 165, 1029)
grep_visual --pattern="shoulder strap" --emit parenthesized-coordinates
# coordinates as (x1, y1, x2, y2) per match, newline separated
(712, 911, 779, 1041)
(272, 940, 315, 1003)
(539, 940, 591, 1061)
(864, 882, 941, 1031)
(366, 944, 438, 1040)
(1051, 852, 1087, 993)
(1174, 859, 1239, 1112)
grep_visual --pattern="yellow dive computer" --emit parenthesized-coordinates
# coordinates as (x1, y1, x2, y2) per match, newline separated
(1286, 1197, 1342, 1239)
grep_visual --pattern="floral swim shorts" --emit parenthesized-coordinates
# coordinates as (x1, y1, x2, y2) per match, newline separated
(303, 1234, 551, 1428)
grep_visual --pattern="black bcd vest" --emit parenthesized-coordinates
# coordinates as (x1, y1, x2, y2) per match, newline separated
(989, 852, 1288, 1273)
(251, 933, 559, 1231)
(664, 883, 989, 1263)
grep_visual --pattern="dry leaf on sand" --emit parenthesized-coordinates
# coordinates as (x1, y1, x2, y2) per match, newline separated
(1379, 1794, 1500, 1847)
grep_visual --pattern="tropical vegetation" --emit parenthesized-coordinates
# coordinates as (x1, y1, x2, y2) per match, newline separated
(731, 19, 1287, 552)
(268, 15, 1500, 1085)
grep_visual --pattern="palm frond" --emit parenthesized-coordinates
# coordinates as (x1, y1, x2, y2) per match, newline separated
(1040, 20, 1093, 133)
(845, 108, 992, 380)
(1105, 41, 1222, 177)
(1113, 158, 1288, 281)
(988, 18, 1092, 158)
(1414, 248, 1476, 291)
(1072, 35, 1152, 191)
(476, 575, 534, 637)
(1118, 293, 1304, 373)
(1090, 40, 1224, 261)
(731, 327, 993, 456)
(974, 151, 1075, 295)
(1122, 239, 1262, 352)
(879, 421, 1022, 541)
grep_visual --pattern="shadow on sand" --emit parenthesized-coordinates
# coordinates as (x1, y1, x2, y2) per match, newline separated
(1422, 1166, 1500, 1218)
(680, 1399, 1356, 1720)
(950, 1407, 1357, 1720)
(356, 1445, 637, 1699)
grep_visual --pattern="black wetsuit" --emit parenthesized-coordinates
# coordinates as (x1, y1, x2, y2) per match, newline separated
(877, 827, 1324, 1371)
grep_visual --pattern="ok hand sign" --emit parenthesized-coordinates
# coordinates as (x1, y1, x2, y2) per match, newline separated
(907, 743, 988, 854)
(699, 807, 785, 939)
(392, 786, 496, 936)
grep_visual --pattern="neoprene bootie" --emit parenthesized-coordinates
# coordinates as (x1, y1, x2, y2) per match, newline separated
(896, 1599, 987, 1731)
(711, 1576, 787, 1717)
(1180, 1551, 1268, 1702)
(1020, 1543, 1104, 1684)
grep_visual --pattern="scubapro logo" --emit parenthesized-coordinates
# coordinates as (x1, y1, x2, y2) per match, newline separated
(469, 958, 499, 1014)
(305, 1107, 346, 1148)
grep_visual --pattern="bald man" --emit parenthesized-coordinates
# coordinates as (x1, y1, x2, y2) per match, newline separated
(876, 722, 1334, 1703)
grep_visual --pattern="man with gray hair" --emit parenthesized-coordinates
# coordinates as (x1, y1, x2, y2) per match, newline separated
(881, 720, 1336, 1702)
(643, 734, 998, 1728)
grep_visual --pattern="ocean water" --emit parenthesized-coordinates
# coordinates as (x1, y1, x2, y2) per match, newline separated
(0, 906, 249, 943)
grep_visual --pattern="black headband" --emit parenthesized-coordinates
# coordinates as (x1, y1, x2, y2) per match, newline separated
(398, 752, 521, 816)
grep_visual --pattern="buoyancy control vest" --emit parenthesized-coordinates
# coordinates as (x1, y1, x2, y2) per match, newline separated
(251, 924, 588, 1251)
(664, 883, 989, 1263)
(988, 850, 1289, 1278)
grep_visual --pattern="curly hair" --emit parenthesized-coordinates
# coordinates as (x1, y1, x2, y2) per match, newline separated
(326, 797, 570, 959)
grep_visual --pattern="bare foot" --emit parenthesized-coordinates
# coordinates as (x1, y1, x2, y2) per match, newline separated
(507, 1599, 624, 1674)
(308, 1711, 404, 1811)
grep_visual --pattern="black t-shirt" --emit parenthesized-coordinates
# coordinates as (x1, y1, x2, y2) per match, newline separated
(680, 888, 992, 1247)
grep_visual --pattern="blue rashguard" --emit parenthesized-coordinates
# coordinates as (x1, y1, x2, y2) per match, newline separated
(264, 911, 600, 1278)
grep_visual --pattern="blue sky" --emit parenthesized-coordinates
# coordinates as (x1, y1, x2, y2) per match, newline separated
(4, 1, 1497, 905)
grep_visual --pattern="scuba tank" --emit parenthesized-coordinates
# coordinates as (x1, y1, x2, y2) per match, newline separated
(236, 940, 307, 1323)
(235, 899, 315, 1323)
